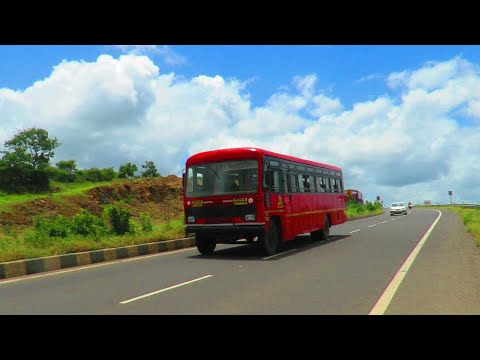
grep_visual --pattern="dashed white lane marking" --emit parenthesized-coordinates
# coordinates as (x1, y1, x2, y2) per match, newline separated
(120, 275, 213, 304)
(368, 224, 377, 228)
(349, 229, 361, 233)
(380, 221, 389, 224)
(369, 210, 442, 315)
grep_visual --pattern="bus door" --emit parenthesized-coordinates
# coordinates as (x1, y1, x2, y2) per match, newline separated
(286, 172, 300, 239)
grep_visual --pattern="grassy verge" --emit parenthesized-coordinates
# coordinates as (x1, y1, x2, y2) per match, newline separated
(345, 201, 384, 220)
(0, 195, 386, 264)
(0, 180, 115, 212)
(0, 217, 186, 263)
(420, 205, 480, 247)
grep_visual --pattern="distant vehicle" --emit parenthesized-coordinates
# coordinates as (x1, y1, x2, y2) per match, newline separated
(390, 202, 407, 216)
(408, 202, 413, 209)
(345, 189, 363, 204)
(183, 147, 347, 256)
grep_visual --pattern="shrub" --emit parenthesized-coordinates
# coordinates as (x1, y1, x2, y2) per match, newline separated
(139, 213, 153, 233)
(72, 209, 110, 238)
(104, 205, 133, 235)
(32, 214, 71, 238)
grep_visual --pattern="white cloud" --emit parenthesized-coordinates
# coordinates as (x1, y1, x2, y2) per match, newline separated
(115, 45, 187, 66)
(2, 53, 480, 206)
(387, 56, 478, 91)
(356, 73, 383, 83)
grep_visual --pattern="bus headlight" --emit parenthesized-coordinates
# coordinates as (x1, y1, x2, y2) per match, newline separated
(245, 214, 256, 221)
(187, 216, 195, 223)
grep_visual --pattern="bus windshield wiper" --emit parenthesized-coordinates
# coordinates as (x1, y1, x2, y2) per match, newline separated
(200, 162, 220, 181)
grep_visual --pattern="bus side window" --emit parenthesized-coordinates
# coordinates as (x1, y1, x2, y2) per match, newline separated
(316, 176, 324, 192)
(324, 177, 330, 192)
(283, 172, 288, 193)
(298, 174, 305, 193)
(304, 175, 310, 192)
(308, 175, 316, 192)
(330, 178, 336, 192)
(272, 170, 281, 193)
(290, 174, 298, 192)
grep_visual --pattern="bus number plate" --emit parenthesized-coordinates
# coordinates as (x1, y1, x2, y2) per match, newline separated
(233, 198, 247, 205)
(192, 200, 204, 207)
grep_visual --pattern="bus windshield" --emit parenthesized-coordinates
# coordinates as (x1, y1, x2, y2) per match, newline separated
(186, 159, 258, 197)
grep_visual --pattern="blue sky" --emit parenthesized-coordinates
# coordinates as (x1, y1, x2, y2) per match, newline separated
(2, 45, 480, 205)
(3, 45, 479, 107)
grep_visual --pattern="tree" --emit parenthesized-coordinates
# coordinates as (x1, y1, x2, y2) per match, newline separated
(118, 163, 138, 179)
(2, 128, 61, 170)
(54, 160, 77, 182)
(0, 128, 61, 191)
(141, 160, 160, 178)
(56, 160, 77, 175)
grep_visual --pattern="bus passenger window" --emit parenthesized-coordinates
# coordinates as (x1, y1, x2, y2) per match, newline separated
(298, 174, 305, 192)
(304, 175, 310, 192)
(324, 177, 330, 192)
(273, 170, 281, 193)
(283, 173, 288, 193)
(316, 176, 324, 192)
(330, 178, 336, 192)
(308, 175, 316, 192)
(290, 174, 298, 192)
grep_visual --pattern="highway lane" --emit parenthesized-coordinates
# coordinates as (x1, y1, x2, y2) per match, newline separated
(0, 208, 465, 314)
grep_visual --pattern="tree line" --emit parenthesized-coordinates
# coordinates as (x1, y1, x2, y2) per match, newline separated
(0, 128, 161, 193)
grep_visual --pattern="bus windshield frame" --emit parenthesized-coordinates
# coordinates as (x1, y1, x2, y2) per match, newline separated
(185, 159, 259, 198)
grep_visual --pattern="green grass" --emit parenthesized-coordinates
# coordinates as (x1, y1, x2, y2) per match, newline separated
(49, 180, 116, 197)
(0, 217, 186, 263)
(0, 180, 115, 211)
(345, 201, 384, 219)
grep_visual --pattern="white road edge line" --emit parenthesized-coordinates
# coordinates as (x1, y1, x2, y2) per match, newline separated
(369, 210, 442, 315)
(263, 248, 298, 260)
(368, 224, 377, 228)
(120, 275, 213, 304)
(349, 229, 361, 233)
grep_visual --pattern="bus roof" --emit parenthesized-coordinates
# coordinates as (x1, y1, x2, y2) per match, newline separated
(186, 147, 342, 171)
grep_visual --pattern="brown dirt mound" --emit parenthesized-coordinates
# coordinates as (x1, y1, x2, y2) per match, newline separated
(0, 175, 184, 228)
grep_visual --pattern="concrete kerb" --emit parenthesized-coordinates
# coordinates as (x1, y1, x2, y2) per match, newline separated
(0, 237, 196, 280)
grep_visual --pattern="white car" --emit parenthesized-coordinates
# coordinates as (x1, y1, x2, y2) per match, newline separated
(390, 202, 407, 216)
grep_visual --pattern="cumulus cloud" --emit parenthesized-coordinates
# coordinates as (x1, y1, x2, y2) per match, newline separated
(115, 45, 187, 66)
(2, 53, 480, 205)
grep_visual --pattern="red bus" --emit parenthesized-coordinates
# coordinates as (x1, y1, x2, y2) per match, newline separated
(345, 189, 363, 204)
(183, 147, 346, 256)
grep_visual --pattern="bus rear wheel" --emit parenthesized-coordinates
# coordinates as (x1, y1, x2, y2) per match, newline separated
(318, 217, 330, 241)
(196, 234, 216, 255)
(262, 221, 280, 256)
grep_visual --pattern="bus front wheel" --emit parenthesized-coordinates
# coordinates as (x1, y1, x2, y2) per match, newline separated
(196, 234, 216, 255)
(262, 221, 280, 256)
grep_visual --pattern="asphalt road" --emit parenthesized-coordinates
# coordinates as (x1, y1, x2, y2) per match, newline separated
(1, 208, 479, 314)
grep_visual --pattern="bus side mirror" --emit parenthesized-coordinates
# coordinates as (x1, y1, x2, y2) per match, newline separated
(182, 170, 186, 192)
